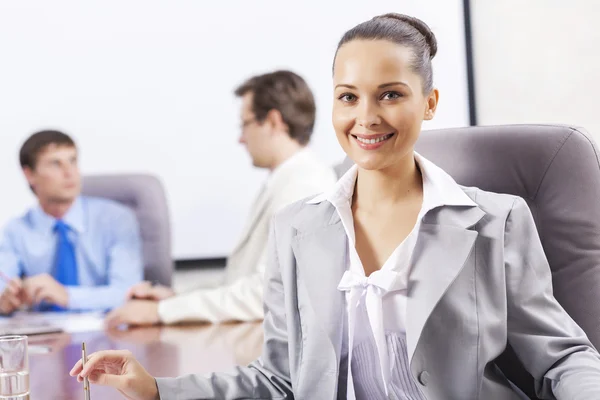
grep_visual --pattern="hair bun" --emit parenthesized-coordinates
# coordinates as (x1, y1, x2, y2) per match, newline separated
(376, 13, 438, 59)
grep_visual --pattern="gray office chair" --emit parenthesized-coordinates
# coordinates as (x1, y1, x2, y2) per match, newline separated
(335, 124, 600, 399)
(82, 174, 174, 287)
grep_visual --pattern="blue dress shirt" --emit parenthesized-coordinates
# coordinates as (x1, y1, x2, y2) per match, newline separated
(0, 196, 143, 311)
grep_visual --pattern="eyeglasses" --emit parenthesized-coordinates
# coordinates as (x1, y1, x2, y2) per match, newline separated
(240, 117, 259, 130)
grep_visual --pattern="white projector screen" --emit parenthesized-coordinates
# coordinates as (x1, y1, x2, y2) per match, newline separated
(0, 1, 471, 259)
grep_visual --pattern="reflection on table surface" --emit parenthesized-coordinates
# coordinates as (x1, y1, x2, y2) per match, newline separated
(28, 322, 264, 400)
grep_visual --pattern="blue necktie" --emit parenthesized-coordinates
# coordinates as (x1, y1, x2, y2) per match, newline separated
(47, 220, 78, 311)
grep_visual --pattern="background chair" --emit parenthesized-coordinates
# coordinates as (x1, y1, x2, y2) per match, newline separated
(82, 174, 174, 287)
(335, 124, 600, 398)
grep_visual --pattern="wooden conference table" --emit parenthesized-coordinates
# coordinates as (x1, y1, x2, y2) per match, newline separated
(28, 322, 264, 399)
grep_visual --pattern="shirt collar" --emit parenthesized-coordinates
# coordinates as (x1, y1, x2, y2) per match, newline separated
(415, 152, 476, 210)
(306, 159, 357, 207)
(31, 196, 86, 234)
(266, 147, 311, 189)
(307, 152, 476, 210)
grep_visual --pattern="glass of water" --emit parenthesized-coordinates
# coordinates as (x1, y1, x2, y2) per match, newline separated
(0, 335, 29, 400)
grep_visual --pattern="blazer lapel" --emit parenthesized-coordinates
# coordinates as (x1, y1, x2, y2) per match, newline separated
(232, 155, 301, 254)
(231, 184, 270, 254)
(406, 205, 485, 362)
(290, 203, 347, 367)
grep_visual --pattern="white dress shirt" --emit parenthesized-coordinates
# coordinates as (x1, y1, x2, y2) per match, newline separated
(308, 152, 476, 399)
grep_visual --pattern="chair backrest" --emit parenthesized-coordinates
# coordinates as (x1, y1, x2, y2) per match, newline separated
(335, 124, 600, 398)
(82, 174, 174, 286)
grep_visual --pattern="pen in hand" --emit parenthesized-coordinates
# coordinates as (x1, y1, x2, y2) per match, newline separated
(82, 342, 91, 400)
(0, 271, 27, 313)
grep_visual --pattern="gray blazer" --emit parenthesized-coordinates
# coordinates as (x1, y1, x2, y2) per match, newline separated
(156, 187, 600, 399)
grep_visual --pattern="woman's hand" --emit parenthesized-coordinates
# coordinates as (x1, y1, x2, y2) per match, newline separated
(70, 350, 159, 400)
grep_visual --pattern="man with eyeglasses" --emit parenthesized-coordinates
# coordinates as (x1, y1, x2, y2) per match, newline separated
(107, 70, 336, 327)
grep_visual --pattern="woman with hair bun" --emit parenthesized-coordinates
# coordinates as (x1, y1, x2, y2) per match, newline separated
(71, 13, 600, 400)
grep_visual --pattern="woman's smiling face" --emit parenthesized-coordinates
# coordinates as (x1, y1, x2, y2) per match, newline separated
(332, 39, 438, 171)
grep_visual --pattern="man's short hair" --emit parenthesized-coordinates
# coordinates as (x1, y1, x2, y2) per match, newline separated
(234, 70, 316, 145)
(20, 130, 76, 170)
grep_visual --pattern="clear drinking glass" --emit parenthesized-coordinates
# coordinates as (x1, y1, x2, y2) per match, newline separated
(0, 336, 29, 400)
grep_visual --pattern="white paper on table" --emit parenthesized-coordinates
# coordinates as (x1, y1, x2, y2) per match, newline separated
(0, 311, 105, 334)
(36, 311, 106, 333)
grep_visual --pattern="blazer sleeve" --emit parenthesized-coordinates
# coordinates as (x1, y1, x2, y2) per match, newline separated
(157, 266, 265, 323)
(155, 220, 293, 399)
(504, 196, 600, 399)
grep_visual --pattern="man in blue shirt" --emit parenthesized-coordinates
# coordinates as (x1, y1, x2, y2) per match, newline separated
(0, 130, 143, 313)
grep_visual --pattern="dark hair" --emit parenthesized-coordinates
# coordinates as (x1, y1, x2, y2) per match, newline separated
(334, 13, 438, 94)
(234, 70, 316, 146)
(19, 130, 76, 170)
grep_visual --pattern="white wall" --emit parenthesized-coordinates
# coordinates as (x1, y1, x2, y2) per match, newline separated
(471, 0, 600, 142)
(0, 1, 471, 259)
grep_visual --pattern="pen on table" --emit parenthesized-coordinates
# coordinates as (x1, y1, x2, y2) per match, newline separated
(82, 342, 91, 400)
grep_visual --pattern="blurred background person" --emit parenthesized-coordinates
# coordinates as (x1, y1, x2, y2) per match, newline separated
(105, 70, 336, 327)
(0, 130, 143, 313)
